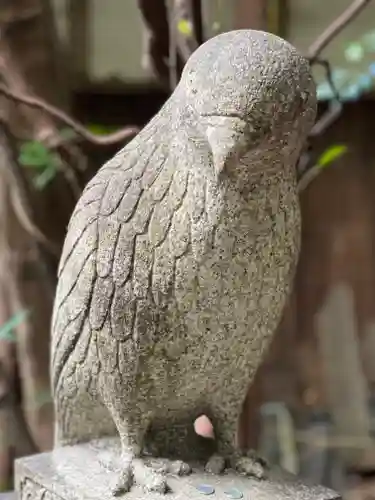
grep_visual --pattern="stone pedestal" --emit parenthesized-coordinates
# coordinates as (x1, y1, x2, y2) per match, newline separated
(15, 438, 342, 500)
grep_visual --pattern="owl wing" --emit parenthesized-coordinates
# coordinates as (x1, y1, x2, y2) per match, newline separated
(51, 137, 214, 396)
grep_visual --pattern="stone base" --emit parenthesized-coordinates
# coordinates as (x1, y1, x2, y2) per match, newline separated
(15, 438, 342, 500)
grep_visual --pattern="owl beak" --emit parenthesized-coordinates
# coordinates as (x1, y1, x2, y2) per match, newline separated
(204, 116, 248, 178)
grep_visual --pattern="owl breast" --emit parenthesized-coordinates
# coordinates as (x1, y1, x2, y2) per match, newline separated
(153, 175, 301, 400)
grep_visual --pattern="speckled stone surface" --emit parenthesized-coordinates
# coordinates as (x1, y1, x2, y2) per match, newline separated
(15, 439, 341, 500)
(51, 29, 317, 493)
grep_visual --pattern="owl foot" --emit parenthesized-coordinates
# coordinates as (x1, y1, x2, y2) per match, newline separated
(112, 457, 191, 496)
(145, 457, 192, 477)
(112, 457, 167, 496)
(231, 450, 269, 479)
(112, 460, 134, 496)
(205, 450, 269, 480)
(205, 454, 227, 475)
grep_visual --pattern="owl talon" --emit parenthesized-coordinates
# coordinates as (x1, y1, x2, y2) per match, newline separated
(231, 450, 269, 480)
(205, 450, 268, 480)
(133, 458, 168, 493)
(168, 459, 192, 476)
(112, 463, 133, 496)
(145, 457, 192, 476)
(205, 454, 226, 474)
(112, 458, 168, 495)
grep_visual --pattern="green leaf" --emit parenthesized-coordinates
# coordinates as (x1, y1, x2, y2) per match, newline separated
(177, 19, 192, 36)
(317, 144, 348, 169)
(19, 141, 50, 168)
(87, 124, 120, 135)
(33, 162, 59, 190)
(18, 140, 60, 189)
(0, 309, 30, 342)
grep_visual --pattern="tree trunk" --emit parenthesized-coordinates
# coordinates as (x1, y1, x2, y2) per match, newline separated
(0, 128, 43, 491)
(0, 0, 86, 489)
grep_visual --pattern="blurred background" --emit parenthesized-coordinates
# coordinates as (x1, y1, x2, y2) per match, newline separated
(0, 0, 375, 498)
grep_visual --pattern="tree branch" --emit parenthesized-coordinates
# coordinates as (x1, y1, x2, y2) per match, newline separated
(0, 123, 59, 256)
(298, 0, 374, 192)
(0, 84, 139, 146)
(0, 31, 84, 199)
(308, 0, 373, 59)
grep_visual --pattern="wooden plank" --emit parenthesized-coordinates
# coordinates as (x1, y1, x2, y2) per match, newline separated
(316, 282, 373, 468)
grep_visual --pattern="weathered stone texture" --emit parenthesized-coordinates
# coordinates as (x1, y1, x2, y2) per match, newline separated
(50, 28, 317, 494)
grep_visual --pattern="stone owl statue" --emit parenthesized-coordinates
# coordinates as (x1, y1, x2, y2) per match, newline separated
(51, 29, 317, 495)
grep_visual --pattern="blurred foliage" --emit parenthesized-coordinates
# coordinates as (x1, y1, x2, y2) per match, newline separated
(178, 19, 193, 36)
(18, 124, 119, 190)
(18, 141, 60, 190)
(316, 144, 348, 169)
(86, 124, 122, 135)
(0, 310, 30, 342)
